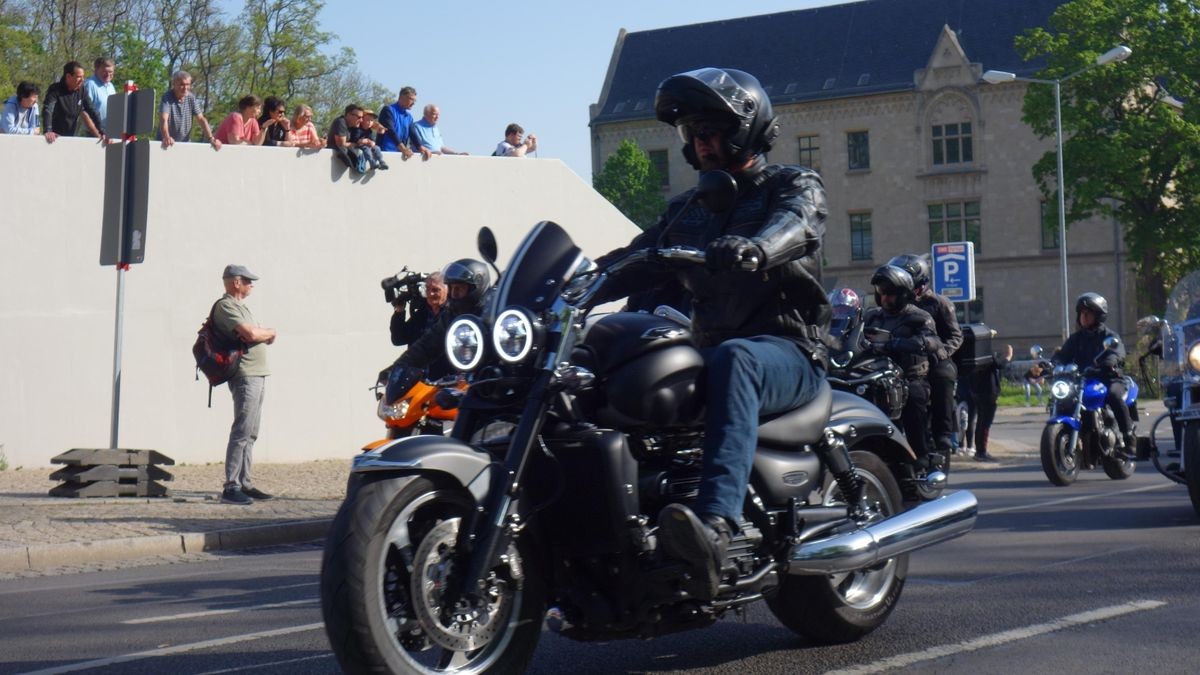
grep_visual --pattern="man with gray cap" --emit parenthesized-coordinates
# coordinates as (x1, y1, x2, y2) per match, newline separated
(213, 264, 277, 505)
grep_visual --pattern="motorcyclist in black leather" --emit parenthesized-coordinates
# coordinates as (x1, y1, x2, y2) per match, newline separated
(863, 264, 943, 465)
(1053, 292, 1135, 452)
(594, 67, 829, 601)
(386, 259, 489, 402)
(888, 254, 963, 455)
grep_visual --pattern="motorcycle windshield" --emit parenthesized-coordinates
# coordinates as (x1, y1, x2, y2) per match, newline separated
(491, 221, 586, 315)
(1161, 271, 1200, 384)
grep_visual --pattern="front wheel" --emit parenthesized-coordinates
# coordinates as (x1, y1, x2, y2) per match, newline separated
(767, 450, 908, 644)
(1101, 436, 1136, 480)
(320, 476, 545, 674)
(1040, 423, 1079, 486)
(1184, 422, 1200, 517)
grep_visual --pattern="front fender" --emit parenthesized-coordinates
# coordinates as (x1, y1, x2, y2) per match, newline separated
(353, 435, 498, 503)
(829, 390, 917, 461)
(1048, 415, 1081, 431)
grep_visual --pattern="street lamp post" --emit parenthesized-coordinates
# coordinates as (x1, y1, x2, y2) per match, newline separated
(982, 45, 1132, 341)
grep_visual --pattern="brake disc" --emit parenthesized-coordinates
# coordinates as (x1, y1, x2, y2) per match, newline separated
(409, 518, 518, 652)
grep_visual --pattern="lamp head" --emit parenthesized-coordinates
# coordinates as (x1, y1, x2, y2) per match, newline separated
(1096, 45, 1132, 66)
(981, 70, 1016, 85)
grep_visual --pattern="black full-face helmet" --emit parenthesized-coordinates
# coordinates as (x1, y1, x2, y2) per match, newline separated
(871, 264, 916, 310)
(886, 254, 931, 293)
(654, 67, 780, 170)
(442, 258, 490, 308)
(1075, 292, 1108, 324)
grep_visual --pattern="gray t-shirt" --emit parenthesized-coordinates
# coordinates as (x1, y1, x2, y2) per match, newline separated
(213, 294, 270, 377)
(158, 90, 202, 141)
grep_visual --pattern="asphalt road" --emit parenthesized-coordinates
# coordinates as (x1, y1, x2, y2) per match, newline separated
(2, 449, 1197, 673)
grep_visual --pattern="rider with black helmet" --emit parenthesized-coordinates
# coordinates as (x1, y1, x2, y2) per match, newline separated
(387, 258, 490, 401)
(594, 67, 829, 600)
(863, 264, 943, 465)
(888, 253, 963, 455)
(1053, 292, 1136, 452)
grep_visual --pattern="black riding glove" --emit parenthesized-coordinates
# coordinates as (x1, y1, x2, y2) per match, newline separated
(887, 337, 926, 355)
(705, 235, 763, 272)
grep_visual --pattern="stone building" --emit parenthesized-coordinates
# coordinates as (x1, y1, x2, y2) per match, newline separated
(589, 0, 1138, 353)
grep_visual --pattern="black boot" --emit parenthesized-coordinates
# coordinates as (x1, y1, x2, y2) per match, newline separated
(657, 503, 730, 600)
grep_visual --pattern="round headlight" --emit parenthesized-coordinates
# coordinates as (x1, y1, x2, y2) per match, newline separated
(445, 317, 485, 371)
(1051, 379, 1073, 400)
(1188, 341, 1200, 373)
(493, 308, 535, 363)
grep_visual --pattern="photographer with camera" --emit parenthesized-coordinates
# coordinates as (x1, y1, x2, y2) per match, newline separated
(384, 268, 444, 344)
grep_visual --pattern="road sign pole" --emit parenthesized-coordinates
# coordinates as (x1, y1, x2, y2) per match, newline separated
(110, 263, 126, 449)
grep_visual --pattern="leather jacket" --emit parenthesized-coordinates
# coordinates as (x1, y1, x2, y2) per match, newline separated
(863, 304, 942, 378)
(915, 290, 962, 364)
(596, 160, 830, 366)
(1055, 323, 1124, 379)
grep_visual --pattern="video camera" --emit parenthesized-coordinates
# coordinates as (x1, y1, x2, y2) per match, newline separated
(381, 267, 429, 305)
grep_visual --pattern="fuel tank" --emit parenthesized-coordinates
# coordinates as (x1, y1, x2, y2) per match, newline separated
(580, 312, 705, 428)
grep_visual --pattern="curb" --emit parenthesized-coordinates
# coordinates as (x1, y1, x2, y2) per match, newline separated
(0, 518, 332, 573)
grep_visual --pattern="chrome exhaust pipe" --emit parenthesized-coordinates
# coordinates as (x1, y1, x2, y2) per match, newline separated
(788, 489, 977, 575)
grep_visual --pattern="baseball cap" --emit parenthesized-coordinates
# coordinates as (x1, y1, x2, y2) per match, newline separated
(222, 264, 259, 280)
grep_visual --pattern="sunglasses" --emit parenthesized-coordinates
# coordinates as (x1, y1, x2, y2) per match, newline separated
(677, 119, 734, 145)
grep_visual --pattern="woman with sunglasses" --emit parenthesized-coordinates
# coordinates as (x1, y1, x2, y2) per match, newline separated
(256, 96, 295, 147)
(290, 104, 324, 149)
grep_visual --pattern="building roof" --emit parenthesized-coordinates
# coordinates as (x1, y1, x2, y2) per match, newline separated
(591, 0, 1066, 126)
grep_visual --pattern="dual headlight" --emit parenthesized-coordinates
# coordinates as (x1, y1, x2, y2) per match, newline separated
(1050, 379, 1074, 400)
(444, 309, 542, 371)
(1188, 341, 1200, 373)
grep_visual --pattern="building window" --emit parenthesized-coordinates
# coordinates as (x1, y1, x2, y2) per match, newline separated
(932, 122, 973, 165)
(954, 287, 985, 324)
(928, 200, 981, 253)
(849, 212, 872, 261)
(847, 131, 870, 170)
(647, 149, 669, 190)
(1040, 201, 1059, 249)
(798, 134, 821, 172)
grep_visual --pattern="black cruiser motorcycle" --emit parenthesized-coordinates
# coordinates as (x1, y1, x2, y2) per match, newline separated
(320, 220, 978, 674)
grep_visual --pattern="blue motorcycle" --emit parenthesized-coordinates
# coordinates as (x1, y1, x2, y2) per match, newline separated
(1040, 336, 1138, 486)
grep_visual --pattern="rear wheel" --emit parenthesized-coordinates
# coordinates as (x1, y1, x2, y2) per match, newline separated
(1040, 423, 1079, 486)
(767, 451, 908, 644)
(1184, 422, 1200, 517)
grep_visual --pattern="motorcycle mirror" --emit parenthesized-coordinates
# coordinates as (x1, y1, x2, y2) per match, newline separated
(477, 227, 498, 265)
(1029, 344, 1043, 359)
(1136, 315, 1162, 333)
(696, 170, 738, 213)
(1102, 335, 1121, 351)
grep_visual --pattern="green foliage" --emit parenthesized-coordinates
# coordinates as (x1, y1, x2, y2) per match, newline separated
(593, 139, 668, 230)
(1014, 0, 1200, 313)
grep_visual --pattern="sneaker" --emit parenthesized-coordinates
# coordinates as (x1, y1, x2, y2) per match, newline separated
(377, 160, 390, 170)
(973, 452, 998, 462)
(657, 504, 729, 601)
(242, 487, 274, 501)
(220, 487, 252, 505)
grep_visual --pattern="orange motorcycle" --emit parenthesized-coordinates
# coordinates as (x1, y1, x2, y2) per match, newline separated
(373, 368, 467, 439)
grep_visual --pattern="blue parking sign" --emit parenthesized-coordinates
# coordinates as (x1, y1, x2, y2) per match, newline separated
(931, 242, 975, 302)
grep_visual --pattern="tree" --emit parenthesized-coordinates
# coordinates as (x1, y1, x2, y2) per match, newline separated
(593, 139, 667, 230)
(1014, 0, 1200, 313)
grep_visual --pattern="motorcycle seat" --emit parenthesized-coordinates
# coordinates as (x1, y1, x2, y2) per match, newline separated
(757, 380, 833, 449)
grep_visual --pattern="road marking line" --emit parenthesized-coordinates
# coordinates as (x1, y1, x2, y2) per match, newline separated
(16, 622, 325, 675)
(983, 483, 1172, 514)
(826, 599, 1167, 675)
(192, 653, 335, 674)
(121, 597, 318, 624)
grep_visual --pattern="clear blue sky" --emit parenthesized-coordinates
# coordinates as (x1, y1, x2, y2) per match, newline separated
(308, 0, 837, 183)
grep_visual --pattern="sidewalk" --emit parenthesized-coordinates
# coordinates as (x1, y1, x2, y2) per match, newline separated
(0, 458, 352, 575)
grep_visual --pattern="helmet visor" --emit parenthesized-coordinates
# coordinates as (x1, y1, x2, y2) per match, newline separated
(678, 68, 757, 114)
(675, 116, 738, 146)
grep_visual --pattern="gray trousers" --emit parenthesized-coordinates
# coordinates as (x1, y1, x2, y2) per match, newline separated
(225, 375, 265, 490)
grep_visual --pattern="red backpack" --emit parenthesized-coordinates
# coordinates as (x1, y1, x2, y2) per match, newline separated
(193, 301, 246, 404)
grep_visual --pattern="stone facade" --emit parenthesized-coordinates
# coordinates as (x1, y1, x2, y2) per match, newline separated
(590, 27, 1139, 354)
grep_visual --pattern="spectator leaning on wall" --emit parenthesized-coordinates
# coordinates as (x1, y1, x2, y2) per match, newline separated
(1, 81, 40, 135)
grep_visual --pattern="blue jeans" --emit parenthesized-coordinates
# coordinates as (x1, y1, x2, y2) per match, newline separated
(693, 336, 824, 524)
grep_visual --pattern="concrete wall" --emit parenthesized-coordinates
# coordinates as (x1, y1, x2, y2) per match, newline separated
(0, 134, 638, 468)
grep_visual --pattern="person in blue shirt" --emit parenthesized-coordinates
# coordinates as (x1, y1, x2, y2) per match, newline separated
(378, 86, 430, 160)
(84, 57, 116, 130)
(413, 104, 467, 156)
(1, 81, 40, 135)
